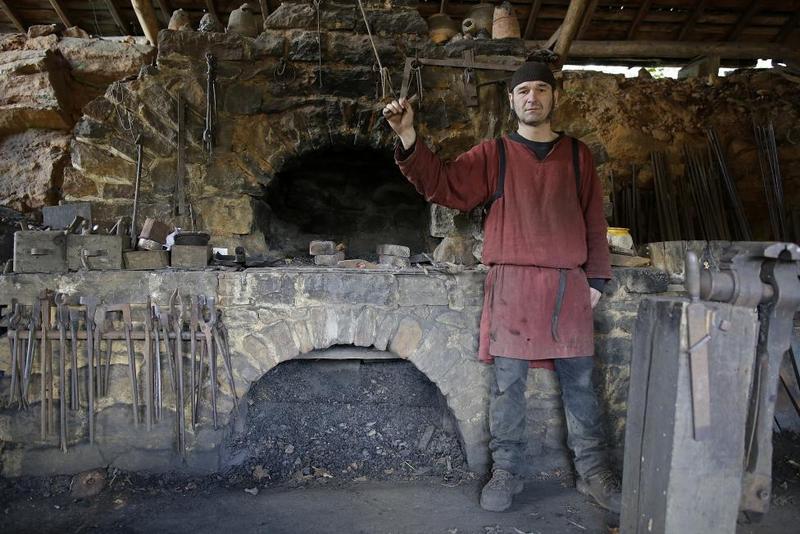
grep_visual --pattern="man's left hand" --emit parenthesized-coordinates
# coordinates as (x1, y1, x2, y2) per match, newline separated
(590, 287, 602, 309)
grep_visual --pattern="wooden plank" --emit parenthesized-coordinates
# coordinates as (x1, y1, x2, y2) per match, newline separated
(524, 38, 800, 62)
(47, 0, 72, 27)
(0, 0, 25, 32)
(257, 0, 268, 30)
(727, 0, 760, 41)
(553, 0, 589, 66)
(131, 0, 159, 45)
(678, 0, 706, 41)
(522, 0, 542, 40)
(576, 0, 598, 40)
(153, 0, 171, 26)
(103, 0, 128, 34)
(627, 0, 652, 40)
(776, 10, 800, 43)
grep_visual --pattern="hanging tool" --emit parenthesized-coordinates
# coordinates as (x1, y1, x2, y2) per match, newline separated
(170, 290, 186, 455)
(153, 303, 163, 421)
(203, 53, 217, 157)
(198, 297, 218, 429)
(80, 295, 98, 443)
(143, 297, 154, 431)
(101, 315, 114, 396)
(68, 307, 80, 410)
(108, 303, 139, 427)
(21, 299, 41, 408)
(214, 309, 239, 414)
(39, 290, 52, 441)
(189, 295, 199, 428)
(7, 301, 22, 406)
(131, 135, 143, 250)
(55, 294, 69, 452)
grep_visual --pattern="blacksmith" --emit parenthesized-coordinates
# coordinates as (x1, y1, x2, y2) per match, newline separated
(382, 61, 621, 513)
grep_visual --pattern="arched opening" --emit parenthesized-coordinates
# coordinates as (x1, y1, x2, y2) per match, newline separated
(261, 147, 433, 260)
(222, 349, 467, 484)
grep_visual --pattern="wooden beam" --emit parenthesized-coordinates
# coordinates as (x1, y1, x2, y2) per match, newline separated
(525, 39, 800, 63)
(544, 24, 561, 50)
(678, 0, 706, 41)
(775, 10, 799, 44)
(257, 0, 269, 30)
(104, 0, 129, 35)
(523, 0, 542, 40)
(206, 0, 220, 22)
(0, 0, 25, 32)
(627, 0, 652, 40)
(153, 0, 171, 27)
(553, 0, 589, 66)
(131, 0, 160, 45)
(727, 1, 760, 41)
(576, 0, 598, 40)
(48, 0, 72, 28)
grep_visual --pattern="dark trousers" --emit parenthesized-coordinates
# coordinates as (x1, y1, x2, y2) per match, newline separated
(489, 356, 608, 478)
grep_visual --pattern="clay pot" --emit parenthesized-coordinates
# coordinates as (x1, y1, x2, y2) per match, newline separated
(168, 9, 192, 31)
(492, 1, 520, 39)
(198, 12, 224, 33)
(227, 4, 259, 37)
(428, 13, 459, 44)
(462, 3, 494, 38)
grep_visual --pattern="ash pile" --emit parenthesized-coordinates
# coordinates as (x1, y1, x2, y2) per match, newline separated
(223, 359, 469, 486)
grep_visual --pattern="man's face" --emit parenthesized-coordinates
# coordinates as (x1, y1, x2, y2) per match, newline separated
(508, 80, 555, 127)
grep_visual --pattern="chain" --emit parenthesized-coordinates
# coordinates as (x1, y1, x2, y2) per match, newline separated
(357, 0, 393, 98)
(110, 82, 137, 143)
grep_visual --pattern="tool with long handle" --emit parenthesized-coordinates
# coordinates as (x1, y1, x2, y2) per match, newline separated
(131, 135, 143, 249)
(170, 291, 185, 455)
(21, 300, 40, 408)
(80, 296, 97, 443)
(39, 291, 51, 441)
(68, 308, 80, 410)
(55, 294, 69, 452)
(118, 304, 139, 426)
(198, 297, 218, 429)
(8, 301, 22, 405)
(144, 298, 153, 431)
(153, 304, 163, 421)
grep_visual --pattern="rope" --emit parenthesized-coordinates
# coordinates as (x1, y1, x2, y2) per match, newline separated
(356, 0, 393, 98)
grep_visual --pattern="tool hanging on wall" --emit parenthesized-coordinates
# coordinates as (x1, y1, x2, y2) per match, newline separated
(203, 53, 217, 157)
(131, 135, 143, 250)
(356, 0, 393, 99)
(313, 0, 323, 88)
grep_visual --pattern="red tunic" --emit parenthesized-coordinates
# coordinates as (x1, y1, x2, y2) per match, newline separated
(396, 135, 612, 368)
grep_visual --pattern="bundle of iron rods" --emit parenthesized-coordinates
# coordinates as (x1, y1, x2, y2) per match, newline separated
(651, 151, 683, 242)
(612, 165, 657, 245)
(707, 128, 752, 240)
(753, 121, 786, 240)
(682, 146, 731, 241)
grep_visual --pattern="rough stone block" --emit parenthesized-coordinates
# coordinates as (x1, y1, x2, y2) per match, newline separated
(195, 196, 255, 235)
(376, 244, 410, 257)
(373, 312, 399, 351)
(433, 236, 477, 266)
(613, 267, 670, 295)
(389, 317, 422, 358)
(429, 204, 457, 237)
(594, 334, 633, 365)
(325, 32, 400, 65)
(0, 130, 71, 212)
(223, 83, 262, 114)
(358, 9, 427, 35)
(353, 306, 378, 347)
(110, 448, 180, 473)
(265, 2, 356, 31)
(300, 272, 395, 306)
(309, 240, 337, 255)
(379, 254, 410, 268)
(397, 275, 449, 306)
(287, 30, 322, 62)
(252, 31, 285, 57)
(314, 252, 345, 266)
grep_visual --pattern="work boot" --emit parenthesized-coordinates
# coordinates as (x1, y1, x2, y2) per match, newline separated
(576, 468, 622, 514)
(480, 469, 524, 512)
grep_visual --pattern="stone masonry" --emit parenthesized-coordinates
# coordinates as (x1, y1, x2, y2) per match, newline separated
(0, 266, 668, 477)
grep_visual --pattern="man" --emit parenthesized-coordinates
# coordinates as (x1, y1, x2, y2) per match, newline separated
(382, 61, 621, 514)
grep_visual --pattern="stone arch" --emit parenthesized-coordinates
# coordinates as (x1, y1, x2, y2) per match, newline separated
(226, 304, 491, 472)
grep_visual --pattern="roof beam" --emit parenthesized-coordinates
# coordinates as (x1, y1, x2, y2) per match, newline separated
(48, 0, 72, 28)
(0, 0, 25, 32)
(206, 0, 220, 23)
(523, 0, 542, 40)
(727, 1, 759, 41)
(678, 0, 706, 41)
(553, 0, 589, 67)
(576, 0, 598, 40)
(627, 0, 652, 40)
(525, 39, 800, 63)
(131, 0, 160, 45)
(775, 10, 799, 44)
(153, 0, 171, 27)
(104, 0, 129, 35)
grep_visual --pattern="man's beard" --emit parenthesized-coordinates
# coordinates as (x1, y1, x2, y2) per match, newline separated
(513, 104, 553, 127)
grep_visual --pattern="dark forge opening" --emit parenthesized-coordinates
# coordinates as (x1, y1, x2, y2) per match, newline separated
(262, 148, 432, 260)
(223, 354, 466, 484)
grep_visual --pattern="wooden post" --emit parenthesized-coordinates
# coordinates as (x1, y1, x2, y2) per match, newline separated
(47, 0, 72, 28)
(522, 0, 542, 40)
(0, 0, 25, 32)
(258, 0, 269, 30)
(553, 0, 588, 67)
(576, 0, 597, 40)
(727, 0, 760, 41)
(153, 0, 171, 27)
(131, 0, 160, 46)
(104, 0, 129, 35)
(678, 0, 706, 41)
(627, 0, 651, 40)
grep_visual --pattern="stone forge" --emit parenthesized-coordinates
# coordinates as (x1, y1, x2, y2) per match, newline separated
(0, 267, 667, 477)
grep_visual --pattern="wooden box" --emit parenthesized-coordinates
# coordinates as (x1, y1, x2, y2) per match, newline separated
(124, 250, 170, 270)
(67, 234, 124, 271)
(13, 231, 67, 273)
(171, 245, 210, 269)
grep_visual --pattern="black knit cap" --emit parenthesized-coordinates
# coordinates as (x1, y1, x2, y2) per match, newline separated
(509, 61, 557, 92)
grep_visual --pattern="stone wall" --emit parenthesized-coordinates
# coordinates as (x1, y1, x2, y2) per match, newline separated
(0, 266, 667, 477)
